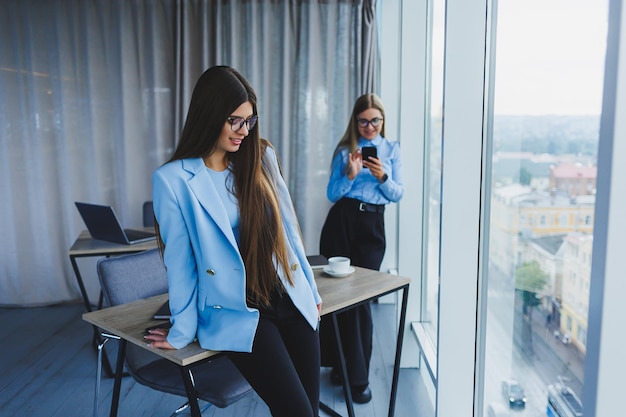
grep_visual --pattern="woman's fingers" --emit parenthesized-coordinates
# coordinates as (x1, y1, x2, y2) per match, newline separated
(147, 328, 169, 336)
(363, 158, 382, 177)
(148, 340, 176, 350)
(144, 333, 176, 349)
(346, 151, 363, 179)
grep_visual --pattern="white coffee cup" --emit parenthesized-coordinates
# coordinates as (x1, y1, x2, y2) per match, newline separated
(328, 256, 351, 273)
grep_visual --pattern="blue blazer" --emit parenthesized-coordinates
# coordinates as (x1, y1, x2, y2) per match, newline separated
(152, 146, 322, 352)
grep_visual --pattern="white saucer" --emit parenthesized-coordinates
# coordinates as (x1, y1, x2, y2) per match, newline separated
(323, 266, 355, 278)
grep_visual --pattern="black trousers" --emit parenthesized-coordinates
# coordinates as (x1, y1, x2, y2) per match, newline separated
(227, 290, 320, 417)
(319, 197, 386, 387)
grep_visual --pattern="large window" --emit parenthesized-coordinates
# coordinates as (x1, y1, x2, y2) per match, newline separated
(480, 1, 607, 416)
(381, 0, 625, 415)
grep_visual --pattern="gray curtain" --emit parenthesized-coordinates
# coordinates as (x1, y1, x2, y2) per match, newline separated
(0, 0, 378, 306)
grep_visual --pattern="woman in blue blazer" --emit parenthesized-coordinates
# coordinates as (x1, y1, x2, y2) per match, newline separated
(145, 66, 322, 417)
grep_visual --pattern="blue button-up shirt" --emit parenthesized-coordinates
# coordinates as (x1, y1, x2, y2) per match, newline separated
(327, 135, 404, 205)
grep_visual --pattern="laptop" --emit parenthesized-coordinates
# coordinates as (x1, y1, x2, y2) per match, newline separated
(75, 202, 156, 244)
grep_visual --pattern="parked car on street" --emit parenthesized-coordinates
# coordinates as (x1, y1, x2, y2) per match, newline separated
(501, 379, 527, 408)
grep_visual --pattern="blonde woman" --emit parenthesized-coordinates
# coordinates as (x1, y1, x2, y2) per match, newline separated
(319, 93, 404, 404)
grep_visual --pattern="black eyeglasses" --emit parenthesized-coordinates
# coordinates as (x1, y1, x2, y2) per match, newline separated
(227, 115, 258, 131)
(357, 117, 383, 128)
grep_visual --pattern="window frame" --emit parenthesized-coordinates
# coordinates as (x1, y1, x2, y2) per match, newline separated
(380, 0, 626, 416)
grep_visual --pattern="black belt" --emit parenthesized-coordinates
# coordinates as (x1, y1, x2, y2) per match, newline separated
(340, 198, 385, 214)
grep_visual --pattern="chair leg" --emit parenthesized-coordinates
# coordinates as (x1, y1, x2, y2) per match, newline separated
(110, 339, 127, 417)
(179, 368, 202, 417)
(167, 401, 213, 417)
(168, 402, 189, 417)
(94, 333, 120, 417)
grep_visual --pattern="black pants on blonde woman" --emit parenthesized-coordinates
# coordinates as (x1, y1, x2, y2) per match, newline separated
(319, 197, 386, 389)
(227, 289, 320, 417)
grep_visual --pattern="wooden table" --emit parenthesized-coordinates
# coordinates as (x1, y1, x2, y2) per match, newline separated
(84, 267, 410, 417)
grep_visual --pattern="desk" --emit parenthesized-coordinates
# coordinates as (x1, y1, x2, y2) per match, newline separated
(69, 230, 158, 312)
(70, 230, 157, 376)
(84, 267, 410, 417)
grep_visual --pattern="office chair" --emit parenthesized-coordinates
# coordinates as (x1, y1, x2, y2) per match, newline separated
(142, 200, 155, 227)
(96, 248, 252, 416)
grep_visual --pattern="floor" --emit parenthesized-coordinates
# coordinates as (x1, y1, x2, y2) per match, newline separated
(0, 301, 434, 417)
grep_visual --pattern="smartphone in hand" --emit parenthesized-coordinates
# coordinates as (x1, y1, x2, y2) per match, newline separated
(361, 146, 377, 164)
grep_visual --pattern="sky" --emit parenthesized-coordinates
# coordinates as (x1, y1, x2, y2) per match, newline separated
(493, 0, 609, 116)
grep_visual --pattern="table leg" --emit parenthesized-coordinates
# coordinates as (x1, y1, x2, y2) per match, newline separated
(70, 255, 118, 377)
(318, 312, 356, 417)
(332, 312, 357, 417)
(388, 285, 409, 417)
(70, 255, 93, 312)
(319, 401, 342, 417)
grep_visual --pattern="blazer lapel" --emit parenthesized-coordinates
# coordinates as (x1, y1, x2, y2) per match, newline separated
(184, 158, 239, 251)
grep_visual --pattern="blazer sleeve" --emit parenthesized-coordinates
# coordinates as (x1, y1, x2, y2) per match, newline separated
(152, 167, 199, 349)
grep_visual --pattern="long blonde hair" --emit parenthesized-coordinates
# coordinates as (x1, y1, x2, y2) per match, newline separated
(333, 93, 386, 159)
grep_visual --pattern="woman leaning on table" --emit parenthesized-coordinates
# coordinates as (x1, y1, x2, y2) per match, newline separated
(319, 93, 404, 404)
(145, 66, 322, 417)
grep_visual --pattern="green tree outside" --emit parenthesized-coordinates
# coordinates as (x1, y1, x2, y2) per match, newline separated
(515, 260, 548, 317)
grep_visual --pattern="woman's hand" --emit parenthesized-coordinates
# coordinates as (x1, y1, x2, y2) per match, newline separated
(363, 154, 386, 182)
(317, 302, 323, 320)
(144, 327, 176, 349)
(346, 150, 363, 180)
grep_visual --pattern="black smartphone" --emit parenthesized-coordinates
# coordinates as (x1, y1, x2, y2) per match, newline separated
(361, 146, 377, 162)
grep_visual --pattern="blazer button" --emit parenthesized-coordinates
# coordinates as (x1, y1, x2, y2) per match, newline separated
(291, 263, 299, 271)
(206, 269, 215, 275)
(213, 305, 222, 309)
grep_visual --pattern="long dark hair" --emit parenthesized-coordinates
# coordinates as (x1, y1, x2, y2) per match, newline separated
(158, 66, 293, 307)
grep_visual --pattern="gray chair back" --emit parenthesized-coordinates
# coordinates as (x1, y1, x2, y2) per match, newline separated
(97, 248, 166, 306)
(97, 248, 168, 372)
(143, 201, 155, 228)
